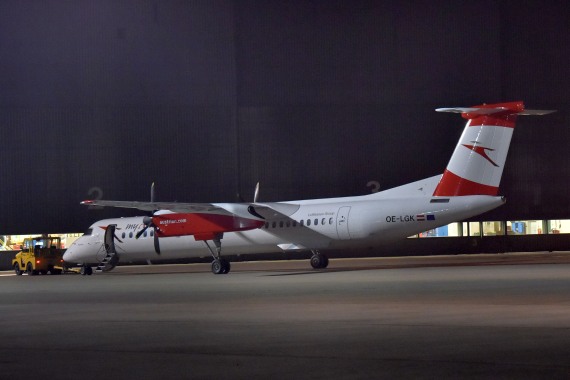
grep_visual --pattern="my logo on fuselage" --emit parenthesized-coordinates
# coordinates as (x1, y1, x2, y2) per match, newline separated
(462, 141, 499, 167)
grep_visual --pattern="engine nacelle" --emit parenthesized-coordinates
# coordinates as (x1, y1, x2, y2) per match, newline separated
(153, 212, 264, 241)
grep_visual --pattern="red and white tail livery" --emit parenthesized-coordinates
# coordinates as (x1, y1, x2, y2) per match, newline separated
(433, 101, 553, 196)
(62, 102, 555, 275)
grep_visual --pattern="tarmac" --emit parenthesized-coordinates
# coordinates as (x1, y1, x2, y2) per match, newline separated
(1, 252, 570, 379)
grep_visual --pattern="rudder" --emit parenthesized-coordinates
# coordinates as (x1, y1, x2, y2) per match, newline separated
(432, 101, 551, 197)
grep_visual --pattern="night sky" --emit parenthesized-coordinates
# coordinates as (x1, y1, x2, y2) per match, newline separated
(1, 1, 569, 234)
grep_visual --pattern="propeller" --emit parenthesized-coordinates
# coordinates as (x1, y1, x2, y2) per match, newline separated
(237, 181, 260, 203)
(135, 182, 161, 254)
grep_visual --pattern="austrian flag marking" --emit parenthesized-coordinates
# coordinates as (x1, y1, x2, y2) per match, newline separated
(417, 214, 435, 221)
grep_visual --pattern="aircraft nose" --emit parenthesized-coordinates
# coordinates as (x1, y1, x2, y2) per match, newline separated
(63, 242, 82, 264)
(62, 247, 75, 263)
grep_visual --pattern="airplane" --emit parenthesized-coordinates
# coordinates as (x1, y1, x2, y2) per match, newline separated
(62, 101, 555, 275)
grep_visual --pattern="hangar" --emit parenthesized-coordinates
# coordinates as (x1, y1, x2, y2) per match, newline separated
(0, 1, 569, 253)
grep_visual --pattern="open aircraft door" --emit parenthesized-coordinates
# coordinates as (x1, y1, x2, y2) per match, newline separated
(104, 224, 118, 255)
(100, 224, 120, 271)
(336, 206, 351, 240)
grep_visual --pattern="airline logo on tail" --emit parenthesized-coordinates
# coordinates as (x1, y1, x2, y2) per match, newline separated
(461, 142, 499, 167)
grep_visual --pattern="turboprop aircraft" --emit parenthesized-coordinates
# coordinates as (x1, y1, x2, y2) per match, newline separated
(63, 101, 554, 275)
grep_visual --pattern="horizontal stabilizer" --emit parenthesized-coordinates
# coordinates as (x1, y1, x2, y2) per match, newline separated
(436, 107, 556, 116)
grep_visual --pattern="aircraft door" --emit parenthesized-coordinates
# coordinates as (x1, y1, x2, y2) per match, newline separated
(104, 224, 117, 255)
(336, 206, 351, 240)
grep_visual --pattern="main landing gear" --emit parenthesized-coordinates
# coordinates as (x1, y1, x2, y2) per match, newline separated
(310, 250, 329, 269)
(203, 237, 231, 275)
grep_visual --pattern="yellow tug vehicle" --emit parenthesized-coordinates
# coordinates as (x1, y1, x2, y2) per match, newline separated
(12, 236, 65, 275)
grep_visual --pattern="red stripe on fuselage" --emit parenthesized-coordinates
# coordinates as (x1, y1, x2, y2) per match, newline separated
(433, 169, 499, 196)
(154, 213, 264, 240)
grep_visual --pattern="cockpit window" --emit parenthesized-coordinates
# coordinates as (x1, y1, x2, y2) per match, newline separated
(83, 228, 93, 236)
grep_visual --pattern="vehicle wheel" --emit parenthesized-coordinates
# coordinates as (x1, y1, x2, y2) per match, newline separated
(80, 266, 93, 276)
(211, 259, 223, 275)
(26, 263, 36, 276)
(14, 263, 22, 276)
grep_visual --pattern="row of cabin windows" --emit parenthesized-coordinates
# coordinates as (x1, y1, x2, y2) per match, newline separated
(118, 217, 335, 237)
(264, 217, 334, 229)
(121, 230, 155, 239)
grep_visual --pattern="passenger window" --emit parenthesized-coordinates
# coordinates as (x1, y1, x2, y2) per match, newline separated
(293, 221, 297, 227)
(329, 217, 333, 225)
(272, 221, 276, 228)
(300, 220, 304, 226)
(143, 231, 148, 238)
(265, 222, 269, 229)
(150, 230, 154, 237)
(321, 218, 325, 225)
(286, 221, 290, 227)
(307, 219, 311, 226)
(314, 219, 318, 225)
(122, 232, 126, 239)
(129, 232, 133, 238)
(279, 221, 284, 228)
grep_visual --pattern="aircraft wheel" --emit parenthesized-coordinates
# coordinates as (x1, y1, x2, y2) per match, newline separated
(310, 253, 329, 269)
(80, 266, 93, 276)
(211, 259, 223, 275)
(221, 259, 231, 274)
(322, 255, 329, 268)
(14, 263, 22, 276)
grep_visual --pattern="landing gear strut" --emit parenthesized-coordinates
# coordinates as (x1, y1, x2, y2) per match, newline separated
(204, 236, 230, 275)
(310, 250, 329, 269)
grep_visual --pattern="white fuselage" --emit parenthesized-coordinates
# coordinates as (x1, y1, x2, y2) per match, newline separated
(64, 186, 504, 265)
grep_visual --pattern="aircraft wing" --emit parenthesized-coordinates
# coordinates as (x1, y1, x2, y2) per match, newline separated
(82, 200, 238, 215)
(81, 199, 301, 219)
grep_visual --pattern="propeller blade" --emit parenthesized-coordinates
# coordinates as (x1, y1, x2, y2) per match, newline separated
(153, 231, 161, 254)
(136, 215, 154, 239)
(253, 182, 260, 203)
(135, 225, 149, 239)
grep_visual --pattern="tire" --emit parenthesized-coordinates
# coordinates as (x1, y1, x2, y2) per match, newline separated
(14, 263, 22, 276)
(310, 253, 329, 269)
(310, 254, 323, 269)
(220, 259, 231, 274)
(211, 259, 223, 275)
(26, 263, 36, 276)
(322, 255, 329, 269)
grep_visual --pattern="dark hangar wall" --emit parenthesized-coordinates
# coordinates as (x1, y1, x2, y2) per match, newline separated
(0, 1, 569, 234)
